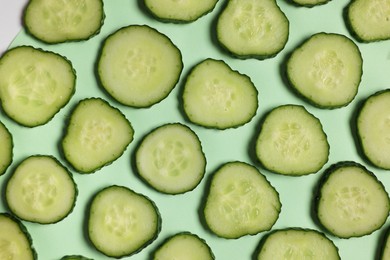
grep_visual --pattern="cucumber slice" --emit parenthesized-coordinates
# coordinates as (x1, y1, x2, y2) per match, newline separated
(135, 123, 206, 194)
(289, 0, 331, 7)
(357, 89, 390, 169)
(380, 227, 390, 260)
(24, 0, 104, 44)
(216, 0, 289, 59)
(0, 46, 76, 127)
(286, 32, 363, 108)
(0, 213, 37, 259)
(61, 97, 134, 173)
(144, 0, 218, 23)
(257, 228, 340, 260)
(203, 161, 281, 239)
(255, 104, 329, 176)
(88, 185, 161, 258)
(182, 58, 258, 129)
(60, 255, 93, 260)
(346, 0, 390, 42)
(0, 120, 13, 176)
(98, 25, 183, 108)
(5, 155, 77, 224)
(315, 161, 390, 238)
(153, 232, 214, 260)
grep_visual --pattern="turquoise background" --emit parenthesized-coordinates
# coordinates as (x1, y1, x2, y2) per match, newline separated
(1, 0, 390, 259)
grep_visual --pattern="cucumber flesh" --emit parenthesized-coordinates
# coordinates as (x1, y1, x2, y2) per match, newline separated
(60, 255, 93, 260)
(153, 232, 214, 260)
(182, 58, 258, 129)
(0, 46, 76, 127)
(135, 123, 206, 194)
(24, 0, 104, 43)
(290, 0, 330, 7)
(62, 98, 134, 173)
(316, 161, 390, 238)
(204, 161, 281, 239)
(257, 228, 340, 260)
(0, 213, 36, 260)
(380, 228, 390, 260)
(255, 104, 329, 176)
(98, 25, 183, 108)
(347, 0, 390, 42)
(0, 121, 12, 176)
(357, 89, 390, 169)
(286, 33, 362, 108)
(144, 0, 218, 23)
(216, 0, 289, 59)
(5, 155, 77, 224)
(88, 185, 160, 258)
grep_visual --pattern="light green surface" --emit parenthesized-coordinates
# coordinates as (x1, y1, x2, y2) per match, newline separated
(1, 0, 390, 259)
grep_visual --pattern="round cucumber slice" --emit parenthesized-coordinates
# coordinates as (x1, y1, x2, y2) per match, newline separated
(0, 46, 76, 127)
(24, 0, 105, 43)
(5, 155, 77, 224)
(315, 161, 390, 238)
(255, 104, 329, 176)
(0, 120, 12, 176)
(203, 161, 281, 239)
(88, 185, 161, 258)
(286, 32, 363, 108)
(98, 24, 183, 108)
(135, 123, 206, 194)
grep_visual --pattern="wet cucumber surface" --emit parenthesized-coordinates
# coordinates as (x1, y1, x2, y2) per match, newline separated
(1, 0, 390, 259)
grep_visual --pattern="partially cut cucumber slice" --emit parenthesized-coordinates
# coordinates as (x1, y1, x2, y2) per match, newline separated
(5, 155, 77, 224)
(0, 120, 13, 176)
(357, 89, 390, 169)
(255, 104, 329, 176)
(182, 58, 258, 129)
(98, 25, 183, 108)
(88, 185, 161, 258)
(0, 46, 76, 127)
(135, 123, 206, 194)
(216, 0, 289, 59)
(257, 228, 340, 260)
(315, 161, 390, 238)
(144, 0, 218, 23)
(24, 0, 105, 44)
(203, 161, 281, 239)
(286, 32, 363, 108)
(0, 213, 37, 259)
(61, 97, 134, 173)
(346, 0, 390, 42)
(153, 232, 214, 260)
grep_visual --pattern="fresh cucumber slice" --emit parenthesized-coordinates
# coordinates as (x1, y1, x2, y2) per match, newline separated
(24, 0, 105, 44)
(0, 46, 76, 127)
(0, 213, 37, 259)
(203, 161, 281, 239)
(216, 0, 289, 59)
(315, 161, 390, 238)
(153, 232, 214, 260)
(98, 24, 183, 108)
(380, 227, 390, 260)
(182, 58, 258, 129)
(255, 104, 329, 176)
(61, 97, 134, 173)
(144, 0, 218, 23)
(135, 123, 206, 194)
(88, 185, 161, 258)
(346, 0, 390, 42)
(286, 32, 363, 108)
(60, 255, 93, 260)
(289, 0, 331, 7)
(0, 120, 13, 176)
(5, 155, 77, 224)
(357, 89, 390, 169)
(256, 228, 340, 260)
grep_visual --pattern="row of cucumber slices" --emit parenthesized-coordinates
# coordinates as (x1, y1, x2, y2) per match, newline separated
(1, 0, 390, 259)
